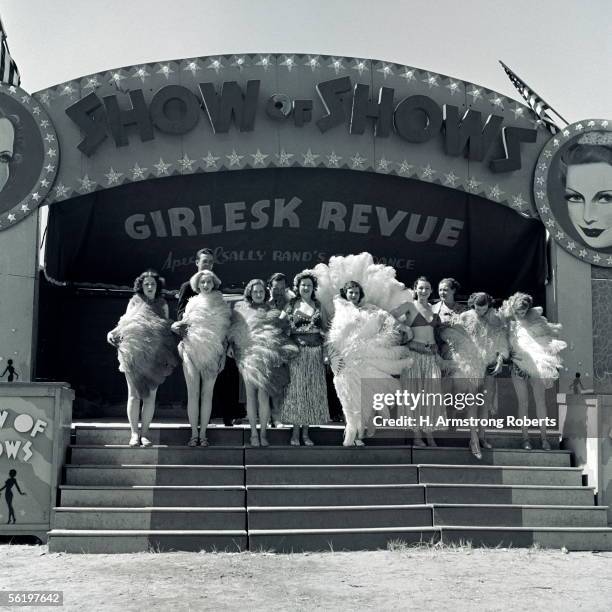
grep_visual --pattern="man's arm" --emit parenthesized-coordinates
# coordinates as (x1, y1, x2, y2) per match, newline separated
(176, 282, 191, 320)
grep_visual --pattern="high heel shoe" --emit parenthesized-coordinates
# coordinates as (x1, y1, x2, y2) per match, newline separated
(470, 439, 482, 460)
(479, 438, 493, 450)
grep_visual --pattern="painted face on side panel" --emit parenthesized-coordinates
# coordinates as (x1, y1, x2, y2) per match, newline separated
(0, 118, 15, 193)
(566, 162, 612, 249)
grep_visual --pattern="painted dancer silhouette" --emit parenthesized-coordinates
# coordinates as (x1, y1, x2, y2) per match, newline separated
(0, 359, 19, 382)
(0, 469, 26, 524)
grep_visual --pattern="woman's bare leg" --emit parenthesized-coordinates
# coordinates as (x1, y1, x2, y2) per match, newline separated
(125, 375, 140, 436)
(183, 358, 201, 438)
(258, 388, 271, 446)
(244, 382, 259, 445)
(199, 376, 217, 442)
(140, 387, 158, 440)
(511, 372, 531, 447)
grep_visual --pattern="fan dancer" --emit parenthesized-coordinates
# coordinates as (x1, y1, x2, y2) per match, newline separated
(310, 253, 416, 446)
(392, 276, 447, 447)
(107, 270, 178, 447)
(279, 271, 330, 446)
(327, 281, 413, 446)
(440, 292, 508, 458)
(229, 279, 298, 446)
(500, 292, 566, 450)
(172, 270, 231, 447)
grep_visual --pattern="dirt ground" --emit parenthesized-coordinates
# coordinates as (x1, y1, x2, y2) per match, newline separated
(1, 544, 611, 611)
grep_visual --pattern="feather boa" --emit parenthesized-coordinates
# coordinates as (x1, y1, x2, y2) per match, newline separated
(307, 252, 414, 322)
(229, 302, 298, 396)
(111, 297, 178, 398)
(505, 307, 567, 381)
(439, 309, 510, 391)
(328, 297, 413, 444)
(179, 291, 231, 377)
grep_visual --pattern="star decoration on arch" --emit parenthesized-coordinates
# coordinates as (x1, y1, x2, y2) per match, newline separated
(54, 183, 69, 198)
(376, 63, 394, 79)
(326, 151, 342, 167)
(255, 55, 272, 71)
(277, 149, 294, 166)
(177, 155, 195, 173)
(279, 56, 296, 71)
(133, 66, 150, 82)
(304, 56, 321, 71)
(399, 68, 415, 82)
(443, 171, 459, 186)
(227, 150, 244, 167)
(157, 64, 174, 79)
(131, 163, 148, 180)
(251, 150, 268, 166)
(421, 164, 436, 180)
(202, 152, 220, 168)
(77, 175, 96, 192)
(154, 158, 172, 176)
(105, 168, 123, 185)
(352, 59, 369, 76)
(377, 157, 391, 172)
(398, 160, 413, 175)
(184, 61, 202, 76)
(230, 56, 247, 70)
(302, 149, 319, 166)
(423, 73, 439, 88)
(350, 153, 367, 169)
(83, 77, 100, 90)
(328, 57, 345, 75)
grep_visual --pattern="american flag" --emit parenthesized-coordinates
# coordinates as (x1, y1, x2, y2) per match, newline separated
(499, 61, 567, 134)
(0, 16, 20, 86)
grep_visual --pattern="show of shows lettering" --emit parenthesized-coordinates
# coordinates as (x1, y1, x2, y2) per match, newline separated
(45, 167, 545, 296)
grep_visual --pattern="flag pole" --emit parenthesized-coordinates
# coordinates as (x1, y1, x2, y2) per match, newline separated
(499, 60, 569, 132)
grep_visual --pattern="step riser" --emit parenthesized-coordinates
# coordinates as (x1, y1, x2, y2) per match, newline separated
(433, 507, 608, 527)
(413, 448, 571, 467)
(75, 429, 244, 446)
(440, 529, 612, 551)
(73, 428, 561, 449)
(54, 511, 246, 530)
(48, 534, 247, 553)
(247, 487, 427, 507)
(60, 489, 245, 508)
(426, 488, 594, 506)
(70, 448, 244, 465)
(65, 468, 244, 486)
(244, 448, 413, 465)
(419, 467, 582, 486)
(246, 467, 418, 486)
(249, 530, 439, 552)
(248, 508, 432, 530)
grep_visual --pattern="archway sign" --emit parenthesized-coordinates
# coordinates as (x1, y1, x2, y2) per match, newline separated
(0, 53, 609, 269)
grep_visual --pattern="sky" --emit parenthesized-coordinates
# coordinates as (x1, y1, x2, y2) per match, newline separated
(1, 0, 611, 123)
